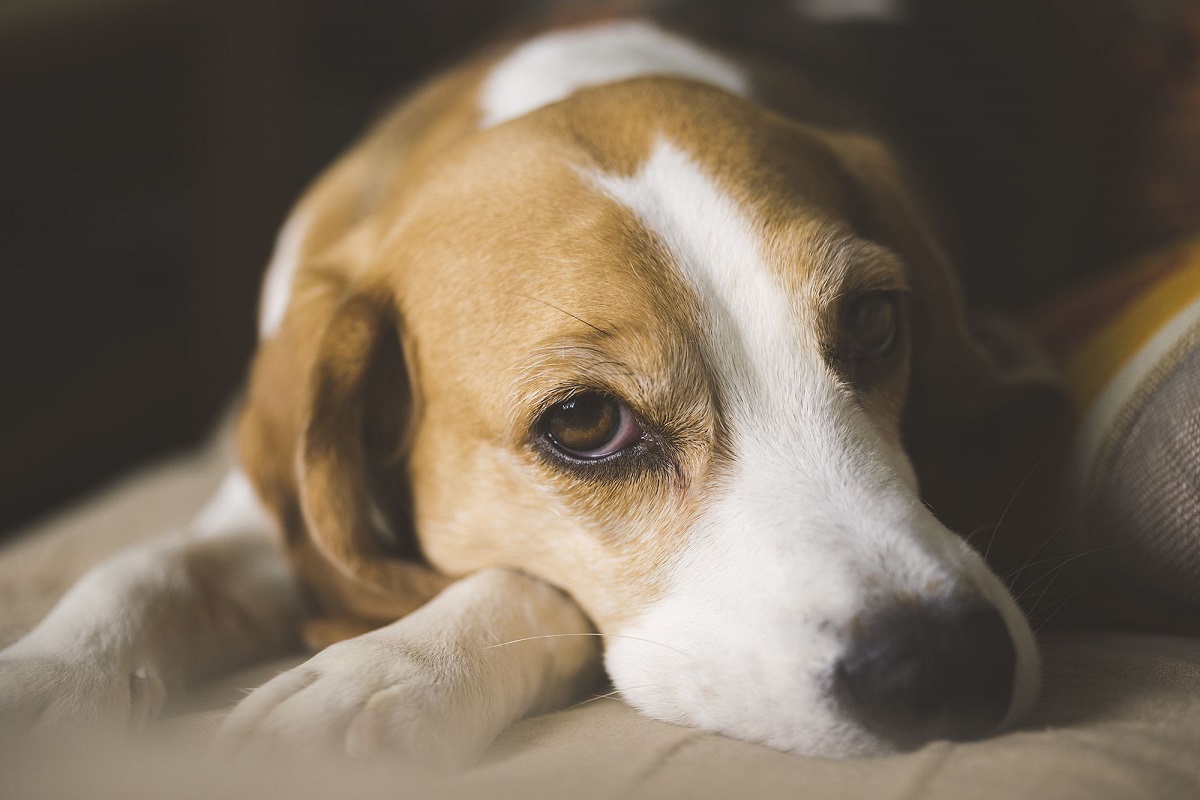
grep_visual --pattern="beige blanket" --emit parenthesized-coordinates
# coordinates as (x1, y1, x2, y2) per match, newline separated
(3, 433, 1199, 799)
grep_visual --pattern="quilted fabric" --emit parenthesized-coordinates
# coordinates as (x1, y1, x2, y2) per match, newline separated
(1092, 346, 1200, 607)
(1033, 235, 1200, 615)
(2, 428, 1199, 798)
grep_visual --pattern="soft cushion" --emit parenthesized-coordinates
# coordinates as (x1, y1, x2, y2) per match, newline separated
(2, 431, 1200, 798)
(1034, 236, 1200, 612)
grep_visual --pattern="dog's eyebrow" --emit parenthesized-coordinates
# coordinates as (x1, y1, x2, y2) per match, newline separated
(509, 339, 645, 404)
(806, 232, 910, 302)
(813, 230, 901, 274)
(504, 330, 698, 437)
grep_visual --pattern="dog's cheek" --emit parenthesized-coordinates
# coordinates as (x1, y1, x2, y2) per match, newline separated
(408, 461, 633, 623)
(876, 434, 920, 494)
(602, 603, 708, 727)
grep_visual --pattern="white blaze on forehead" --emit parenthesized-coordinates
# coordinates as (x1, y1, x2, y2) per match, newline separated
(479, 20, 751, 129)
(589, 138, 864, 485)
(589, 137, 932, 586)
(590, 140, 1039, 754)
(588, 139, 809, 391)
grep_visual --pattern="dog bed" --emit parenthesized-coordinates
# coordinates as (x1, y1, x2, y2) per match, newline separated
(2, 422, 1199, 799)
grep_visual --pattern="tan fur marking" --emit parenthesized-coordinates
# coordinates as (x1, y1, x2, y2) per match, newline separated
(239, 69, 1053, 635)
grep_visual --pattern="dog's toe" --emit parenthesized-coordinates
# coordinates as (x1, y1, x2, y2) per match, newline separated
(215, 636, 493, 768)
(215, 665, 321, 751)
(0, 647, 165, 739)
(343, 683, 477, 768)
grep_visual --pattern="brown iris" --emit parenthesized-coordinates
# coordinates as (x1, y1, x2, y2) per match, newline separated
(842, 291, 900, 360)
(543, 393, 641, 459)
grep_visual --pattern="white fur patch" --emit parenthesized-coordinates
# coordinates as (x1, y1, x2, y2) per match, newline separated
(192, 469, 275, 538)
(258, 209, 311, 339)
(591, 139, 1038, 755)
(479, 20, 751, 129)
(591, 139, 841, 415)
(218, 568, 598, 763)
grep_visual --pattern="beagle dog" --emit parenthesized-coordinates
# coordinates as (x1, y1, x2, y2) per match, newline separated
(0, 11, 1056, 763)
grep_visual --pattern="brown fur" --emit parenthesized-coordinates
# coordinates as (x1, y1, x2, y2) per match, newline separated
(237, 38, 1063, 640)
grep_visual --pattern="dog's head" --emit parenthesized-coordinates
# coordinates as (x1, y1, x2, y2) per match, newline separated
(240, 76, 1054, 756)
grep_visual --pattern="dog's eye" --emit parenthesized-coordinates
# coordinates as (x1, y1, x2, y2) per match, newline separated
(842, 291, 900, 360)
(543, 393, 643, 459)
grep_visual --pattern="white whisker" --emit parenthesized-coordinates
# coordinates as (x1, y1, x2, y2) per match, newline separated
(1013, 544, 1116, 603)
(486, 632, 692, 659)
(1005, 543, 1119, 586)
(566, 684, 651, 711)
(1032, 583, 1088, 634)
(984, 448, 1051, 560)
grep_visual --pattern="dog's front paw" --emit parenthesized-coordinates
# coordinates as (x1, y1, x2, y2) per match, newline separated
(0, 644, 165, 736)
(217, 632, 496, 769)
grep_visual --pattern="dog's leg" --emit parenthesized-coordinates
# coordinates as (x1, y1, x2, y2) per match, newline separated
(218, 567, 601, 767)
(0, 470, 305, 733)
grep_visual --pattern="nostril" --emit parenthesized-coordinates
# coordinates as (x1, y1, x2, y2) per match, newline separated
(833, 602, 1017, 747)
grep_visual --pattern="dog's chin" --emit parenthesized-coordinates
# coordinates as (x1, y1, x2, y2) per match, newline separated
(605, 654, 899, 759)
(606, 660, 1032, 759)
(602, 618, 885, 759)
(602, 563, 1041, 760)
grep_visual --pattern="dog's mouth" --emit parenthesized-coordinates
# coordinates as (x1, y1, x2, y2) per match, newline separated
(606, 593, 1037, 757)
(600, 508, 1040, 758)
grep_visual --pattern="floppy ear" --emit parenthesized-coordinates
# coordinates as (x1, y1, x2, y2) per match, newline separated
(237, 273, 450, 632)
(831, 135, 1068, 563)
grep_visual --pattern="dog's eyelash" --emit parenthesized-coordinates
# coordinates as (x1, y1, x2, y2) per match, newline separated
(525, 383, 680, 477)
(531, 430, 675, 484)
(826, 290, 910, 389)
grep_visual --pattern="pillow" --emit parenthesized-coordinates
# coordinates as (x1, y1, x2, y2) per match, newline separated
(1033, 237, 1200, 615)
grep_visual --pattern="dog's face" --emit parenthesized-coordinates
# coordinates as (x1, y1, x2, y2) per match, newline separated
(243, 78, 1039, 757)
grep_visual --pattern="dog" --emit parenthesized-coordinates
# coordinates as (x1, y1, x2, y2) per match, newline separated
(0, 8, 1060, 763)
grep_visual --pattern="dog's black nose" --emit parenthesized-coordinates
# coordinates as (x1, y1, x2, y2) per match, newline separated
(833, 601, 1016, 747)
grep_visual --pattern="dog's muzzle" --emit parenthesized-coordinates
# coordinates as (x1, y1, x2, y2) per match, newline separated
(832, 596, 1017, 747)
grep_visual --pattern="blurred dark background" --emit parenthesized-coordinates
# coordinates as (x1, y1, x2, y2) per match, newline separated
(2, 0, 1197, 536)
(0, 0, 535, 535)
